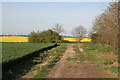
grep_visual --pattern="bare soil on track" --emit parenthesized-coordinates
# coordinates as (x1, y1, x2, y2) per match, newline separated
(46, 43, 110, 78)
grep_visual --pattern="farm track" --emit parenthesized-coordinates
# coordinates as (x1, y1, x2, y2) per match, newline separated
(3, 43, 118, 79)
(46, 43, 110, 78)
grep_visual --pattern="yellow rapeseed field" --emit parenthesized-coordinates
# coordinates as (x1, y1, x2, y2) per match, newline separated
(0, 36, 91, 42)
(63, 37, 80, 42)
(0, 36, 28, 42)
(63, 37, 91, 42)
(80, 38, 91, 42)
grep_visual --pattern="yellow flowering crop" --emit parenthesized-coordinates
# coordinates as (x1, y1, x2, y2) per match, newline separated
(62, 37, 80, 42)
(0, 36, 28, 42)
(80, 38, 91, 42)
(0, 36, 91, 42)
(63, 37, 91, 42)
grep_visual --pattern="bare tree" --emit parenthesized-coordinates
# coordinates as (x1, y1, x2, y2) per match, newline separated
(71, 26, 87, 41)
(90, 1, 118, 49)
(89, 1, 119, 49)
(52, 23, 64, 35)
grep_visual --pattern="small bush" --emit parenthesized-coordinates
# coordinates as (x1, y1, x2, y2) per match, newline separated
(28, 29, 62, 43)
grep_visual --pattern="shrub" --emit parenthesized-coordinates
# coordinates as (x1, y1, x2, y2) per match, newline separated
(90, 33, 99, 43)
(28, 29, 62, 43)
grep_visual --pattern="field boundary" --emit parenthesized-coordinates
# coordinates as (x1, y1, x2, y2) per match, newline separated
(2, 43, 58, 72)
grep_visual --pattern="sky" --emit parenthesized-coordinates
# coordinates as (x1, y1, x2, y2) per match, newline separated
(2, 2, 109, 36)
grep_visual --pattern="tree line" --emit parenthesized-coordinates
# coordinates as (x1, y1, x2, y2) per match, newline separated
(89, 1, 119, 49)
(28, 23, 87, 43)
(28, 1, 119, 47)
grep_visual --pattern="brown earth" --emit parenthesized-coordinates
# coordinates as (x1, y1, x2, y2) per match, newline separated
(101, 53, 118, 67)
(46, 43, 110, 78)
(101, 53, 118, 62)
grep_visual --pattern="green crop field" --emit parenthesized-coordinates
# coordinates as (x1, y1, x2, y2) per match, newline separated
(2, 43, 54, 63)
(2, 42, 66, 79)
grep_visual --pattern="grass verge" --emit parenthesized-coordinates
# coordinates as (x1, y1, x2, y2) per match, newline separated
(34, 43, 67, 78)
(81, 42, 118, 77)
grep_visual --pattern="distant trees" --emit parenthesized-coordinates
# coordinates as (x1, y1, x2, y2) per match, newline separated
(89, 1, 119, 49)
(71, 26, 87, 41)
(52, 23, 64, 35)
(28, 29, 61, 43)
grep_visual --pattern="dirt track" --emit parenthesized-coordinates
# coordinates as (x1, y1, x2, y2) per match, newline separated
(46, 43, 109, 78)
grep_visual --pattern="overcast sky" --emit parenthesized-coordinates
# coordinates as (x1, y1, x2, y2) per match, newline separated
(2, 2, 109, 36)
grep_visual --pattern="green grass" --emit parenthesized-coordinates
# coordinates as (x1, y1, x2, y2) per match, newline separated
(82, 43, 118, 55)
(35, 44, 67, 78)
(73, 45, 81, 54)
(67, 42, 118, 76)
(104, 66, 118, 72)
(73, 45, 85, 62)
(81, 42, 118, 75)
(74, 54, 86, 62)
(66, 57, 75, 61)
(2, 42, 54, 63)
(82, 42, 118, 61)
